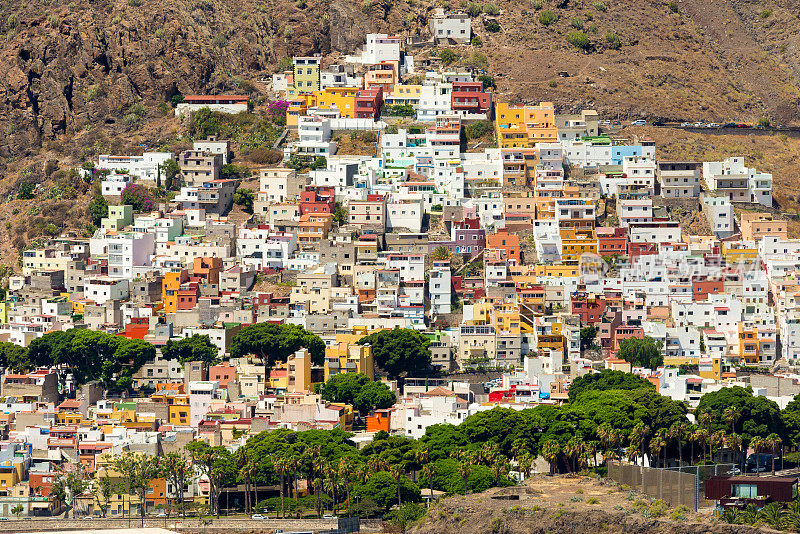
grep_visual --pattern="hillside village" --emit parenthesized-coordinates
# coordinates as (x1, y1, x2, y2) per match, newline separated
(1, 25, 800, 525)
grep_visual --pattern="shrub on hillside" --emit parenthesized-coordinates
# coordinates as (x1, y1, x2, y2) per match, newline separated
(566, 30, 591, 51)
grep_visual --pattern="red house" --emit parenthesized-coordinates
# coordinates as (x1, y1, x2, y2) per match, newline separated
(571, 291, 607, 324)
(355, 87, 384, 120)
(300, 186, 336, 215)
(596, 227, 627, 258)
(451, 81, 492, 115)
(692, 276, 724, 302)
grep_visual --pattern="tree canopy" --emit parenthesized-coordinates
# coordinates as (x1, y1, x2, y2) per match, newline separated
(229, 323, 325, 369)
(162, 335, 220, 365)
(356, 329, 432, 379)
(617, 336, 664, 369)
(567, 369, 654, 402)
(696, 386, 783, 442)
(319, 373, 396, 415)
(26, 329, 154, 388)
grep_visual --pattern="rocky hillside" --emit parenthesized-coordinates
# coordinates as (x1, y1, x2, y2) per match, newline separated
(0, 0, 424, 157)
(1, 0, 800, 161)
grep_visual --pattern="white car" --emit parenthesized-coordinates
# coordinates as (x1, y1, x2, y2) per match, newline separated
(252, 514, 266, 520)
(630, 119, 646, 126)
(680, 122, 692, 127)
(693, 122, 705, 128)
(323, 514, 338, 519)
(708, 123, 721, 128)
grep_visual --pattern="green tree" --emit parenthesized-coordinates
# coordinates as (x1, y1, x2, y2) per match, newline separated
(617, 336, 663, 369)
(185, 441, 237, 517)
(0, 341, 30, 372)
(354, 471, 420, 512)
(385, 502, 425, 533)
(162, 334, 219, 366)
(230, 323, 325, 372)
(356, 329, 432, 379)
(696, 386, 783, 442)
(319, 373, 371, 405)
(189, 107, 221, 139)
(221, 164, 252, 181)
(93, 469, 115, 518)
(478, 75, 495, 89)
(162, 159, 181, 190)
(113, 452, 161, 526)
(580, 325, 598, 351)
(18, 182, 35, 200)
(353, 381, 396, 415)
(233, 188, 254, 213)
(430, 246, 452, 261)
(160, 452, 193, 518)
(465, 121, 492, 140)
(10, 505, 23, 518)
(333, 202, 347, 225)
(88, 195, 109, 225)
(567, 369, 654, 401)
(439, 49, 458, 65)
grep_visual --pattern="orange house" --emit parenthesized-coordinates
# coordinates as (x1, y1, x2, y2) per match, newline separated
(366, 408, 393, 432)
(194, 257, 223, 285)
(163, 269, 189, 313)
(487, 229, 521, 264)
(145, 478, 168, 512)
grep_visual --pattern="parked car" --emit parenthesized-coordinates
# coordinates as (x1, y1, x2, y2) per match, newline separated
(707, 123, 721, 128)
(630, 119, 647, 126)
(323, 514, 338, 519)
(0, 518, 9, 521)
(252, 514, 266, 520)
(722, 122, 736, 128)
(82, 516, 94, 520)
(651, 120, 665, 126)
(737, 123, 750, 128)
(680, 122, 692, 127)
(692, 122, 705, 128)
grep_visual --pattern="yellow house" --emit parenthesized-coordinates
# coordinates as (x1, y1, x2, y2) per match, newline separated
(559, 228, 598, 262)
(0, 462, 22, 491)
(386, 84, 422, 106)
(495, 102, 558, 148)
(315, 87, 359, 118)
(286, 93, 316, 127)
(324, 342, 374, 381)
(168, 403, 191, 426)
(533, 263, 580, 278)
(56, 412, 83, 426)
(722, 242, 758, 265)
(0, 302, 8, 324)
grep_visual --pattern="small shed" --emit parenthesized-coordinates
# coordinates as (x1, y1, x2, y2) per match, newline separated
(705, 476, 798, 508)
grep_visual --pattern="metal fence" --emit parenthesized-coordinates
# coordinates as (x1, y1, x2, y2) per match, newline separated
(607, 461, 700, 511)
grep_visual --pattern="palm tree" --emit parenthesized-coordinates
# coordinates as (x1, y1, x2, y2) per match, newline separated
(541, 440, 560, 475)
(324, 464, 339, 515)
(710, 431, 726, 464)
(766, 434, 782, 475)
(274, 456, 289, 519)
(726, 433, 743, 474)
(693, 428, 709, 464)
(415, 448, 430, 482)
(668, 423, 687, 467)
(649, 434, 664, 468)
(565, 436, 584, 472)
(629, 422, 649, 466)
(390, 465, 405, 507)
(338, 458, 354, 517)
(723, 406, 742, 435)
(597, 424, 614, 458)
(421, 463, 437, 502)
(517, 453, 533, 480)
(491, 459, 508, 485)
(751, 437, 763, 477)
(457, 461, 472, 494)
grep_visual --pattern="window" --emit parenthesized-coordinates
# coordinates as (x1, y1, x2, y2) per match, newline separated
(732, 484, 757, 499)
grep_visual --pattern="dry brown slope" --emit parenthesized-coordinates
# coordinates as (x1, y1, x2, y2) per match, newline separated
(475, 0, 800, 124)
